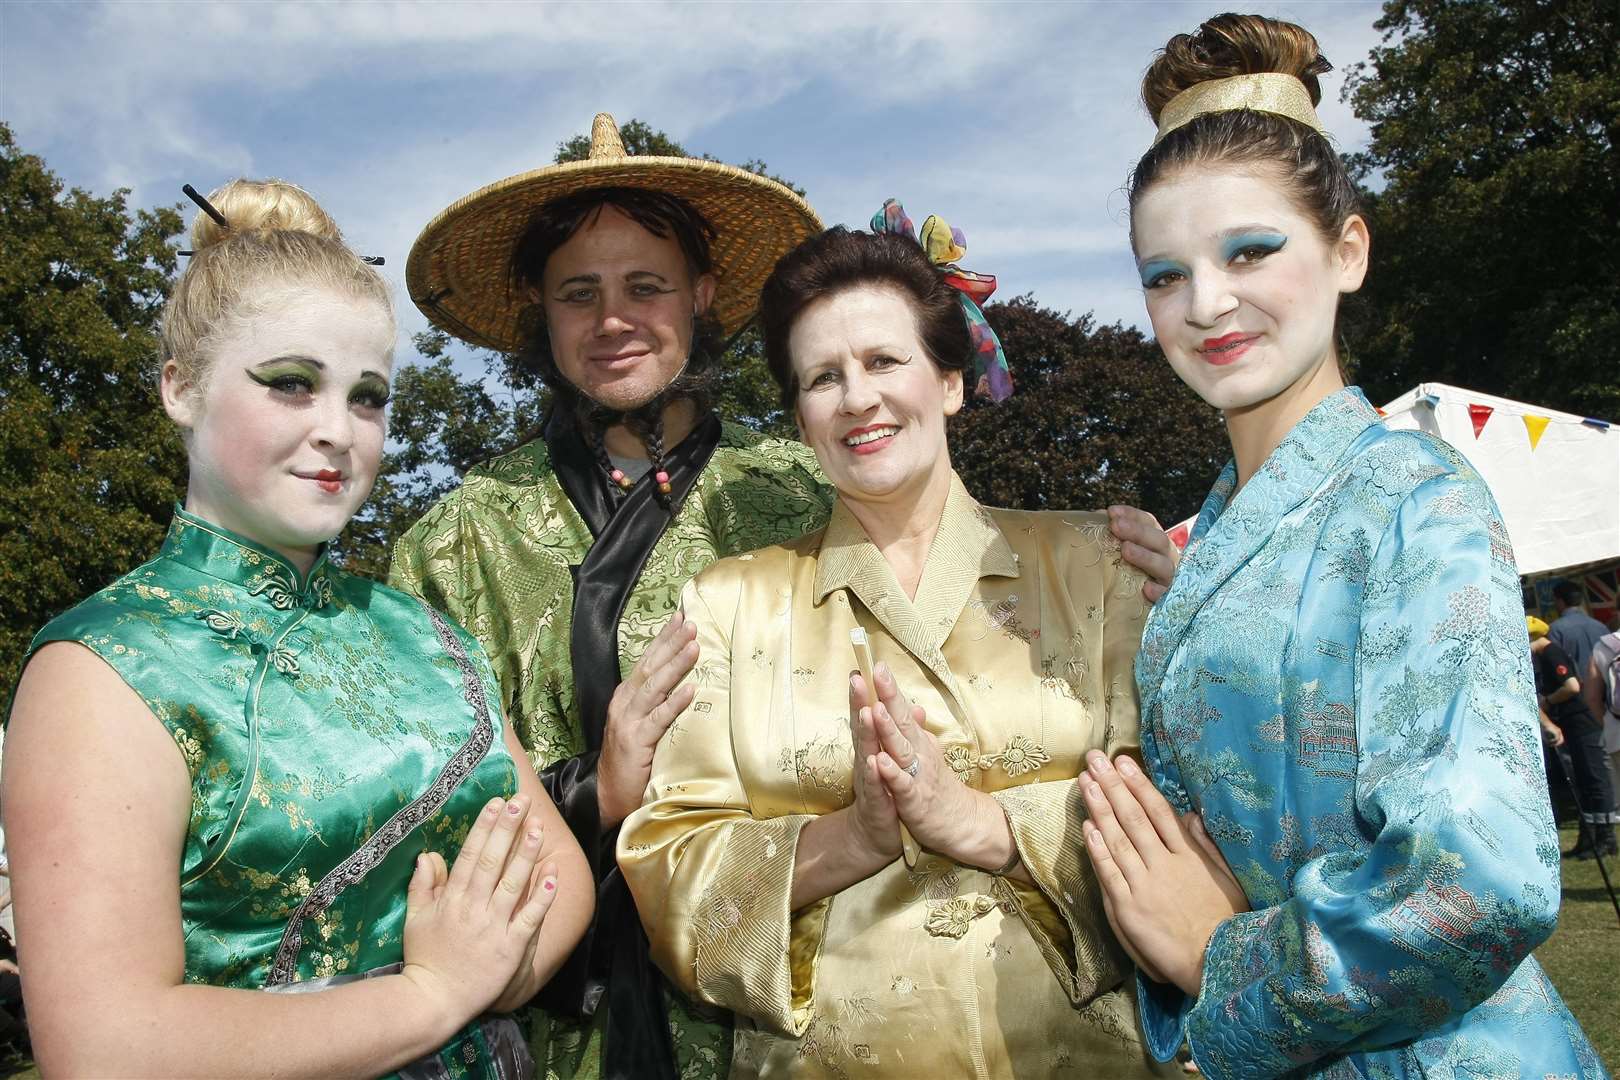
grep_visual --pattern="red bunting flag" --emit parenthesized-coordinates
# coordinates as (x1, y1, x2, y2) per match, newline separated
(1468, 403, 1494, 438)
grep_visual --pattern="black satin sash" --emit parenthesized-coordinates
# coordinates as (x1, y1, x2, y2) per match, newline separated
(535, 407, 722, 1080)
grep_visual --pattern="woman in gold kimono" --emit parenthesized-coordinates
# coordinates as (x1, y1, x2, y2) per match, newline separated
(619, 214, 1176, 1077)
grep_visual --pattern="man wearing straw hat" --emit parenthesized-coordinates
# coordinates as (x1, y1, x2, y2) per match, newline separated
(391, 114, 1180, 1079)
(391, 113, 831, 1080)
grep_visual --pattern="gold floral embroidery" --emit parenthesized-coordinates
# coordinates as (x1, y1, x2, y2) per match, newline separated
(972, 735, 1052, 777)
(798, 995, 886, 1072)
(906, 856, 961, 902)
(778, 730, 850, 799)
(924, 894, 997, 939)
(942, 744, 978, 781)
(981, 595, 1039, 643)
(985, 734, 1051, 777)
(171, 726, 205, 770)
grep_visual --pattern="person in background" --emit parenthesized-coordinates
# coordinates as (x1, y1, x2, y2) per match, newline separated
(1077, 13, 1604, 1077)
(1584, 628, 1620, 840)
(3, 179, 592, 1078)
(1532, 615, 1617, 858)
(1548, 579, 1610, 677)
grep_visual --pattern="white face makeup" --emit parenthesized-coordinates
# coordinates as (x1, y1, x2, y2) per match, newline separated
(1132, 168, 1367, 413)
(540, 205, 717, 413)
(789, 284, 963, 512)
(163, 285, 394, 569)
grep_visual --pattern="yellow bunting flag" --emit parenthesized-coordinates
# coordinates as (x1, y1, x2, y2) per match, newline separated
(1523, 413, 1551, 451)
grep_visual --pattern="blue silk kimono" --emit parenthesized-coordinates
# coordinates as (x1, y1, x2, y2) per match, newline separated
(1133, 389, 1605, 1078)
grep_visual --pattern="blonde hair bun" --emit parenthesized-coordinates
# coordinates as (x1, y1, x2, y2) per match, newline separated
(188, 178, 343, 252)
(162, 178, 390, 384)
(1142, 12, 1331, 125)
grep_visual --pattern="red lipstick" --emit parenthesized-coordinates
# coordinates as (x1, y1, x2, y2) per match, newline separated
(312, 469, 343, 494)
(1198, 332, 1258, 365)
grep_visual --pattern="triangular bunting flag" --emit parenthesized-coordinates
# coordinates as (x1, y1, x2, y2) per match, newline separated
(1468, 403, 1494, 438)
(1523, 414, 1550, 450)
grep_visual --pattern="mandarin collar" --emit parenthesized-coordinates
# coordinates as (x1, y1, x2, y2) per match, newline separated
(1135, 386, 1381, 745)
(161, 505, 335, 611)
(812, 472, 1019, 608)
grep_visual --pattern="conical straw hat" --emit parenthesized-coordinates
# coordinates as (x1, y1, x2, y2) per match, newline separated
(407, 113, 823, 351)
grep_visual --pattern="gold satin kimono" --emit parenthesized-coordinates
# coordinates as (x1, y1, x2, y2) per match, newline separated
(619, 477, 1172, 1078)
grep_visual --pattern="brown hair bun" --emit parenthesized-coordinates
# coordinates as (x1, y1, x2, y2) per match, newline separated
(1142, 12, 1331, 125)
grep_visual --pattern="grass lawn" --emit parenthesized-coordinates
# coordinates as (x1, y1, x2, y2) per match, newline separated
(1534, 825, 1620, 1072)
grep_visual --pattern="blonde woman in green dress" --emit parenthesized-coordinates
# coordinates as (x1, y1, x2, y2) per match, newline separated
(2, 180, 592, 1077)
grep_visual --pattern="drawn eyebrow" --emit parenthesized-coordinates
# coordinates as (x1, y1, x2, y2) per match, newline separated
(257, 355, 324, 369)
(555, 273, 602, 289)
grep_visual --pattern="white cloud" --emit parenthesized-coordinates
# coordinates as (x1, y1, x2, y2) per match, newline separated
(3, 0, 1389, 351)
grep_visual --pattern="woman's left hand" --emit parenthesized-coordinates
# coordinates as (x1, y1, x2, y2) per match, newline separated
(866, 663, 1009, 869)
(1109, 505, 1179, 603)
(1079, 751, 1248, 997)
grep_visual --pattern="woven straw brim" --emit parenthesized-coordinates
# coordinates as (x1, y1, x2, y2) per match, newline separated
(406, 157, 822, 352)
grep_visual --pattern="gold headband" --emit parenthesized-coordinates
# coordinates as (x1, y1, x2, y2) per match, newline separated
(1154, 73, 1326, 144)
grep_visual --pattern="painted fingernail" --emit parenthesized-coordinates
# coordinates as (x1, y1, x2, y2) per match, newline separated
(506, 800, 523, 815)
(527, 825, 543, 843)
(483, 800, 501, 817)
(542, 877, 556, 892)
(1117, 757, 1139, 778)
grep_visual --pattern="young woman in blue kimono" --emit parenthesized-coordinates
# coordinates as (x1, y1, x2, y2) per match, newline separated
(1076, 14, 1607, 1079)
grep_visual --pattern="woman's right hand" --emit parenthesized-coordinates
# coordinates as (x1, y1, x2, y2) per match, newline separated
(848, 674, 902, 865)
(599, 612, 700, 828)
(401, 795, 560, 1021)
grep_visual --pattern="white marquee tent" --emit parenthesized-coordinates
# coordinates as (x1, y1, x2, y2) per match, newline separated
(1167, 383, 1619, 579)
(1380, 383, 1618, 576)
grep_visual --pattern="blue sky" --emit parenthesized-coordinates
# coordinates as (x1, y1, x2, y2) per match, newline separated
(2, 0, 1386, 361)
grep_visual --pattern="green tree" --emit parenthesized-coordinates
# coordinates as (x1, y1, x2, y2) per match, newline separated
(0, 123, 186, 695)
(1342, 0, 1620, 418)
(340, 329, 543, 577)
(952, 297, 1229, 527)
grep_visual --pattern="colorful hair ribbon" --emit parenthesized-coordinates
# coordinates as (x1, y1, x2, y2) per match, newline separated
(869, 198, 1013, 401)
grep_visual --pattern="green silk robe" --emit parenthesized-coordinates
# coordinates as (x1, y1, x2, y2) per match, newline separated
(390, 419, 834, 1080)
(24, 507, 521, 1077)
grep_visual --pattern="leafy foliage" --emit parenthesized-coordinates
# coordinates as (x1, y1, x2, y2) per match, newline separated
(1342, 0, 1620, 418)
(953, 297, 1229, 526)
(0, 123, 187, 695)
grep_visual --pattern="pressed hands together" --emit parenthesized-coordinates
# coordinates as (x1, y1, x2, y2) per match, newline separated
(403, 794, 563, 1022)
(598, 507, 1225, 940)
(1079, 753, 1248, 997)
